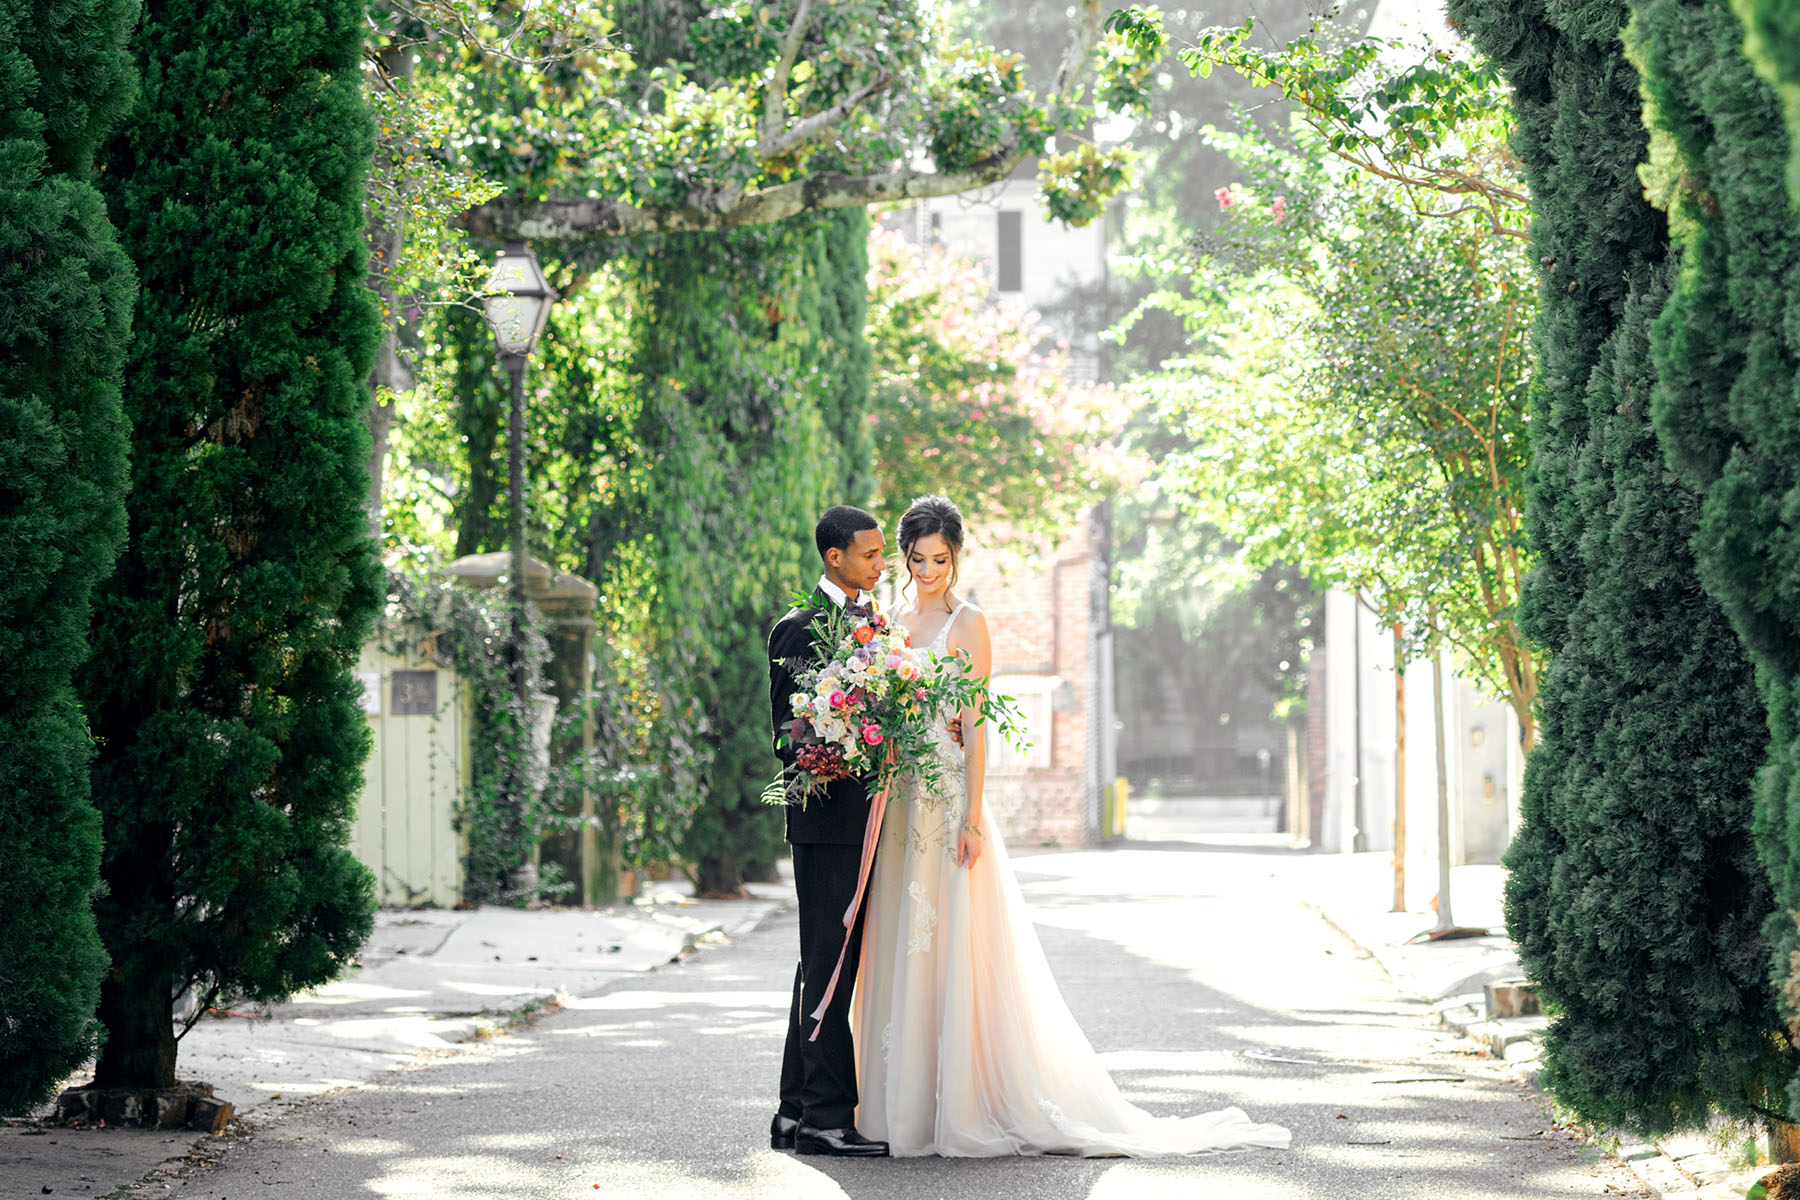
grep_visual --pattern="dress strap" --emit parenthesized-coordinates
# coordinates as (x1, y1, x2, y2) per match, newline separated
(936, 600, 967, 649)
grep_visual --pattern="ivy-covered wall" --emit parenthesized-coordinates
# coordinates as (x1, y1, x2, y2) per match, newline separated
(625, 215, 857, 895)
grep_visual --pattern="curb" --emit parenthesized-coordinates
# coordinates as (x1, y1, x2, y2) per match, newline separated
(1304, 899, 1743, 1200)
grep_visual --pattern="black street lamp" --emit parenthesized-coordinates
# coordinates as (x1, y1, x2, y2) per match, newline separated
(482, 240, 558, 893)
(482, 240, 559, 710)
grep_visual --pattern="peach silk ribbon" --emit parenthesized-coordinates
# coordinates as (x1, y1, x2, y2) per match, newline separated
(807, 782, 889, 1041)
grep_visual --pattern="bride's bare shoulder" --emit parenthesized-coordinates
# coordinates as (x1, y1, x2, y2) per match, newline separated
(946, 600, 989, 643)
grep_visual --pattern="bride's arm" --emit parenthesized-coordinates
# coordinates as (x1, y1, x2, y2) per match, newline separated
(950, 608, 992, 868)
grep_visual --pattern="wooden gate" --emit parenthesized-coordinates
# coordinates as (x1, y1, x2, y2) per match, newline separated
(350, 643, 469, 906)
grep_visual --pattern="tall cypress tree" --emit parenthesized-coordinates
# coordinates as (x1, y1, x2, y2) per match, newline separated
(1740, 0, 1799, 207)
(1631, 0, 1800, 1114)
(0, 0, 135, 1113)
(1449, 0, 1785, 1131)
(84, 0, 380, 1089)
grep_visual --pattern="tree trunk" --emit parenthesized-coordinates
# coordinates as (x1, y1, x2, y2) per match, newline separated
(362, 42, 416, 527)
(91, 970, 178, 1090)
(692, 851, 746, 899)
(366, 323, 408, 525)
(1393, 624, 1406, 913)
(1430, 647, 1458, 932)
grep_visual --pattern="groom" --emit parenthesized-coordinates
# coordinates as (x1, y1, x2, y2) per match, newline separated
(766, 505, 890, 1158)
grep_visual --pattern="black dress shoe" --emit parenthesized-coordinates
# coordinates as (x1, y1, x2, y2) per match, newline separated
(795, 1125, 890, 1157)
(770, 1113, 800, 1151)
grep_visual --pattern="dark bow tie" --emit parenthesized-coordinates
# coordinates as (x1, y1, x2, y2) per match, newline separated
(846, 597, 873, 621)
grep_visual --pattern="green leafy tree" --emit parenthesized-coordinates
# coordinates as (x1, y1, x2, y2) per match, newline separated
(1628, 0, 1800, 1118)
(367, 0, 1156, 893)
(0, 0, 135, 1114)
(83, 0, 381, 1090)
(1447, 0, 1788, 1132)
(358, 0, 1152, 510)
(1135, 112, 1539, 743)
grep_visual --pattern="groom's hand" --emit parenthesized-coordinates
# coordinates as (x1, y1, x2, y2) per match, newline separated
(946, 716, 964, 747)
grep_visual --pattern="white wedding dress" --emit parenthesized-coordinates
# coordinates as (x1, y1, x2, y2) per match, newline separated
(851, 603, 1292, 1157)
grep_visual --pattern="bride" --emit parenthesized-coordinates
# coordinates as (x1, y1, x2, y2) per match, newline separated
(852, 494, 1292, 1158)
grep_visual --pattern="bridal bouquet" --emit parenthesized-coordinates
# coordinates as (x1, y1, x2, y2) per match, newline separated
(766, 599, 1025, 808)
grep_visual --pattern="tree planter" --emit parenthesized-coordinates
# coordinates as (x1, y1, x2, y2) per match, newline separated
(55, 1081, 233, 1134)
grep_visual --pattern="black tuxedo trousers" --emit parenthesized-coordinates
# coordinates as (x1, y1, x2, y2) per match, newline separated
(777, 842, 869, 1129)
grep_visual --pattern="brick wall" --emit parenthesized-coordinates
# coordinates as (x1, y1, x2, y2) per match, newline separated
(951, 511, 1104, 849)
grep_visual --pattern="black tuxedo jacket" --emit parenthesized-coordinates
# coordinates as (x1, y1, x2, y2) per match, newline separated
(767, 590, 874, 846)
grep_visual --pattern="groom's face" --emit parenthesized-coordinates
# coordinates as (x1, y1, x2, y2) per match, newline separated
(830, 527, 886, 594)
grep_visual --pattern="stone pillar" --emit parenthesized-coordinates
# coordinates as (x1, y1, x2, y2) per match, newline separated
(447, 552, 619, 904)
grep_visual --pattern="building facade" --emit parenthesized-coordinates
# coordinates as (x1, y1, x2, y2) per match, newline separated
(884, 165, 1118, 848)
(945, 510, 1115, 848)
(1309, 587, 1524, 879)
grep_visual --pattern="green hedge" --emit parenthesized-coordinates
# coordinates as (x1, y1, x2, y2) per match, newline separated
(1633, 0, 1800, 1116)
(1451, 0, 1785, 1131)
(0, 0, 135, 1114)
(84, 0, 381, 1089)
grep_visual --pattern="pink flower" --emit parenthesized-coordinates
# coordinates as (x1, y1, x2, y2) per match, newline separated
(862, 724, 884, 746)
(1271, 195, 1288, 223)
(828, 690, 849, 709)
(885, 652, 905, 670)
(1214, 186, 1233, 211)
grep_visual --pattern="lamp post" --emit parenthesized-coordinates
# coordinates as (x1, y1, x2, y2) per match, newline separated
(482, 241, 558, 892)
(482, 240, 559, 709)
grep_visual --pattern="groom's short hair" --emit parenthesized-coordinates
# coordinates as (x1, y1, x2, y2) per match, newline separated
(815, 505, 880, 561)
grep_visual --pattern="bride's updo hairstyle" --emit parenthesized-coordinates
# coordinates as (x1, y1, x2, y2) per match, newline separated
(897, 495, 966, 606)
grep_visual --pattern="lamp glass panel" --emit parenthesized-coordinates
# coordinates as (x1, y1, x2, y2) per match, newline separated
(483, 294, 543, 356)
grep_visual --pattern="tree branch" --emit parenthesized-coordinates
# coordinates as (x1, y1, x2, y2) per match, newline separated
(759, 0, 816, 154)
(763, 70, 893, 158)
(1054, 0, 1105, 102)
(462, 0, 1106, 242)
(464, 147, 1034, 239)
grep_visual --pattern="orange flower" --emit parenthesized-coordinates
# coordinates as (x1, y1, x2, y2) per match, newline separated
(853, 624, 875, 645)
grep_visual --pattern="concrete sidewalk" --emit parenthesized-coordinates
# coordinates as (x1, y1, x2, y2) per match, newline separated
(6, 881, 788, 1199)
(1290, 850, 1781, 1200)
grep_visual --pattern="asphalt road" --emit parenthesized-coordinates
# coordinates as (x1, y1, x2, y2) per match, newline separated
(136, 807, 1648, 1200)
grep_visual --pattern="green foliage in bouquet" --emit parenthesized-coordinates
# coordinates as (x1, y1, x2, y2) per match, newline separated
(83, 0, 380, 1090)
(0, 0, 134, 1115)
(1450, 0, 1786, 1132)
(1629, 0, 1800, 1118)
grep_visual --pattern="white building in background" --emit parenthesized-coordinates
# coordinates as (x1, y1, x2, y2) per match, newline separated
(902, 163, 1110, 378)
(1312, 587, 1524, 883)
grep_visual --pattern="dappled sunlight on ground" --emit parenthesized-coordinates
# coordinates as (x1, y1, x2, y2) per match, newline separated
(169, 798, 1638, 1199)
